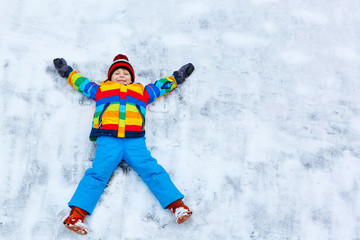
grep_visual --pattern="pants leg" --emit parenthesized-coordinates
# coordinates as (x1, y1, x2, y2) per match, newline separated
(68, 137, 124, 214)
(123, 137, 184, 208)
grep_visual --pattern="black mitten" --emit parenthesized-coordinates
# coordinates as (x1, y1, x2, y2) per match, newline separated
(53, 58, 72, 78)
(173, 63, 195, 84)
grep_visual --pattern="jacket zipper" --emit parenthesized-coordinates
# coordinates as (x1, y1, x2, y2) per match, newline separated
(98, 103, 110, 129)
(135, 104, 145, 131)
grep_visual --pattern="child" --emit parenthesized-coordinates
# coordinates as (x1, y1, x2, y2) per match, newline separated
(53, 54, 194, 235)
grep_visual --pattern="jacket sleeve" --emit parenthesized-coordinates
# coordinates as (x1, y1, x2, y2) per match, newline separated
(144, 75, 178, 105)
(65, 70, 99, 100)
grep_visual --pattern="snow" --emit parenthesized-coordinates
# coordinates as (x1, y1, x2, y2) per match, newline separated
(1, 0, 360, 239)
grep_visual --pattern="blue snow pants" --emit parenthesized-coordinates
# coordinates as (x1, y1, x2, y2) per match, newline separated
(68, 136, 184, 215)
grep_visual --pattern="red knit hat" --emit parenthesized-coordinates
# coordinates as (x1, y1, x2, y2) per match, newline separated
(107, 54, 135, 82)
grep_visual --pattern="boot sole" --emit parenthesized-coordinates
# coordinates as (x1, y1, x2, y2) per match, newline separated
(177, 212, 193, 224)
(63, 222, 88, 235)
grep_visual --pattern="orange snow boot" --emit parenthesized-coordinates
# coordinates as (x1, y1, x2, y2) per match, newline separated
(63, 207, 88, 235)
(167, 199, 193, 224)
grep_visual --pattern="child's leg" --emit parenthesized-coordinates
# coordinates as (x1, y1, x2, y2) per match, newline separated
(68, 136, 125, 214)
(123, 137, 184, 208)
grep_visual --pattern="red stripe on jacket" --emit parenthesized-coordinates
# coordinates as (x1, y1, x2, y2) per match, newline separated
(101, 124, 118, 130)
(125, 125, 143, 131)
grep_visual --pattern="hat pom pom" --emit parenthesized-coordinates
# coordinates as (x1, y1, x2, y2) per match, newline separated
(113, 54, 129, 62)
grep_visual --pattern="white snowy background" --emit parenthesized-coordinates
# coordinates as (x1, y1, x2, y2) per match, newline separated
(1, 0, 360, 239)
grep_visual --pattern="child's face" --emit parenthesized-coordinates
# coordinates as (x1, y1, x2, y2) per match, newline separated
(111, 68, 132, 84)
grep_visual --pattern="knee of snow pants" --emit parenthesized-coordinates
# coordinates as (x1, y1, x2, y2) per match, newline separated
(123, 137, 184, 209)
(68, 136, 124, 214)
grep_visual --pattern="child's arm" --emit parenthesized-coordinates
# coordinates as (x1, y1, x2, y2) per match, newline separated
(145, 63, 194, 105)
(53, 58, 99, 100)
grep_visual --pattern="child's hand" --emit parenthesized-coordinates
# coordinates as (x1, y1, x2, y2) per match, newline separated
(173, 63, 195, 84)
(53, 58, 72, 78)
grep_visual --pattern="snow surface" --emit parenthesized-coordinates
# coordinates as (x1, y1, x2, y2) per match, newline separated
(1, 0, 360, 239)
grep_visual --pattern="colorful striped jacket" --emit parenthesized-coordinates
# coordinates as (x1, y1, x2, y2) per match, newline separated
(65, 70, 178, 141)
